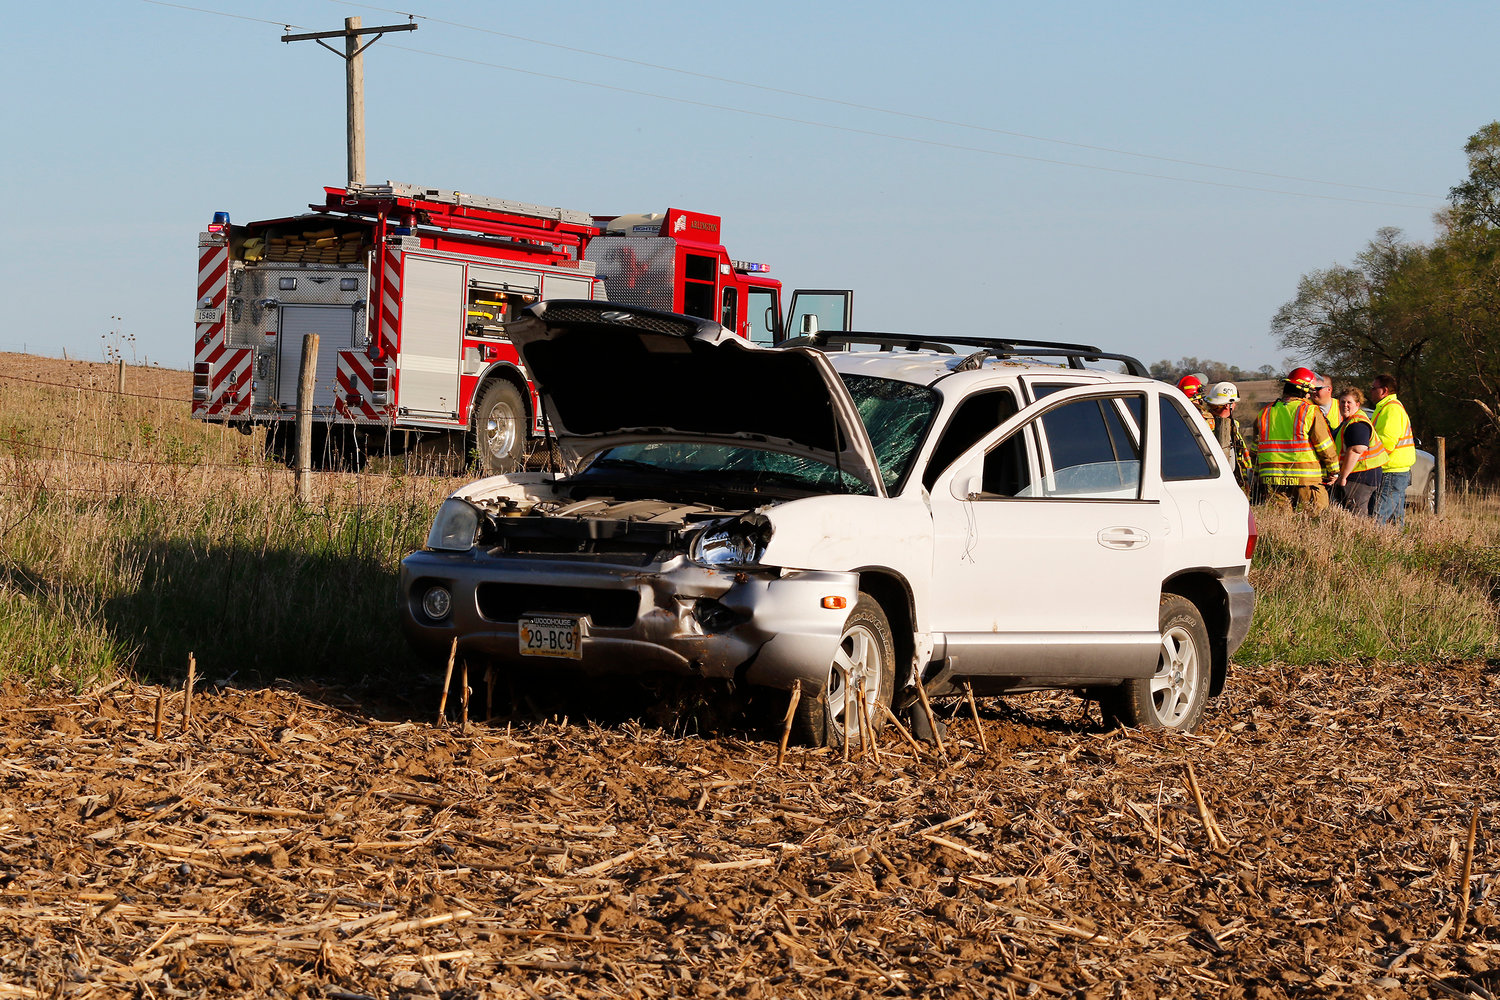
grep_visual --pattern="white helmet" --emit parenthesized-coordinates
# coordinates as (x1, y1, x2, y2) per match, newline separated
(1206, 381, 1239, 406)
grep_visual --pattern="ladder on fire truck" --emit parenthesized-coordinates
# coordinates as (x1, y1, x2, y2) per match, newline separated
(342, 182, 595, 227)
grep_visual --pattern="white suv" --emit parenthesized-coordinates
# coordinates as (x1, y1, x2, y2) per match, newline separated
(400, 302, 1256, 745)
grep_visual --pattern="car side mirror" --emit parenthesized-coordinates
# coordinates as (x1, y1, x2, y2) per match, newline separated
(800, 314, 819, 335)
(948, 460, 983, 501)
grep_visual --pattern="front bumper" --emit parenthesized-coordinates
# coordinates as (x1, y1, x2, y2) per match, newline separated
(399, 550, 858, 693)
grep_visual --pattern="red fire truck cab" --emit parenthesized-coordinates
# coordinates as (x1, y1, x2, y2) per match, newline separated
(193, 182, 852, 472)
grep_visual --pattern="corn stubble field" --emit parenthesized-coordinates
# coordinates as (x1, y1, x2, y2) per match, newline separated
(0, 354, 1496, 999)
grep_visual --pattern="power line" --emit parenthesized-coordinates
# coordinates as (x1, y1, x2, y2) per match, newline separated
(139, 0, 303, 29)
(139, 0, 1440, 209)
(330, 0, 1442, 201)
(387, 43, 1434, 210)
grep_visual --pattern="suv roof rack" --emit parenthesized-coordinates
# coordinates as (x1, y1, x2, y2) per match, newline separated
(778, 331, 957, 353)
(780, 331, 1149, 377)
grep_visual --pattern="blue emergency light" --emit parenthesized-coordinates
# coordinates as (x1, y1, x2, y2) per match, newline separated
(208, 211, 230, 234)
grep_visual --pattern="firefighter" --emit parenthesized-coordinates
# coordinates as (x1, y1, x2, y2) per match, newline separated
(1314, 375, 1341, 434)
(1370, 373, 1416, 527)
(1176, 374, 1213, 428)
(1255, 366, 1339, 512)
(1205, 381, 1253, 488)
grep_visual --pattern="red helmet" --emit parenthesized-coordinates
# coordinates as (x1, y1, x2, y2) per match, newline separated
(1176, 374, 1204, 398)
(1285, 366, 1318, 391)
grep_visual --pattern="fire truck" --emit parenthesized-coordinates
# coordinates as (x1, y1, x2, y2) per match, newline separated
(193, 182, 853, 471)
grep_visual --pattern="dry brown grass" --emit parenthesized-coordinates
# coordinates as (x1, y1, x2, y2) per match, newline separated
(0, 356, 455, 688)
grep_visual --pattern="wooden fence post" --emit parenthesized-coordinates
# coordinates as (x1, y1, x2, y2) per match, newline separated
(295, 334, 319, 503)
(1436, 436, 1446, 518)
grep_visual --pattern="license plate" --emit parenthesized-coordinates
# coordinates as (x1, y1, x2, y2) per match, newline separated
(194, 307, 223, 324)
(519, 615, 582, 659)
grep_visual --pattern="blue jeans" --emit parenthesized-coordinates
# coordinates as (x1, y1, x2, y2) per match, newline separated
(1375, 469, 1411, 527)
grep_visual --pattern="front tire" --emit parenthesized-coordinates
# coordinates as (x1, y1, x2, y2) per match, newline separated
(794, 594, 895, 749)
(1103, 594, 1211, 733)
(473, 380, 527, 475)
(1420, 472, 1436, 514)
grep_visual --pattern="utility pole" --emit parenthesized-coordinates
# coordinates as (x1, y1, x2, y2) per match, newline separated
(282, 16, 416, 188)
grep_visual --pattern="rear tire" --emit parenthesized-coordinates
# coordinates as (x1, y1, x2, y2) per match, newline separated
(1103, 594, 1211, 733)
(793, 594, 895, 749)
(1420, 472, 1436, 514)
(473, 380, 527, 475)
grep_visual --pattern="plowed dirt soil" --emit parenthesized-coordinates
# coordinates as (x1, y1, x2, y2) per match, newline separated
(1, 658, 1496, 999)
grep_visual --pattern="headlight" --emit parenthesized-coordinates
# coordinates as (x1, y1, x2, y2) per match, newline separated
(690, 522, 767, 567)
(426, 499, 480, 552)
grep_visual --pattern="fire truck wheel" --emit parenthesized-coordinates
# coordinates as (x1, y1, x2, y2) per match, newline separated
(474, 380, 527, 475)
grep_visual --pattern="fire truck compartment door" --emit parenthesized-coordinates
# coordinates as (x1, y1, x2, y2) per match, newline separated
(469, 266, 539, 297)
(542, 273, 593, 299)
(277, 306, 354, 410)
(399, 256, 466, 419)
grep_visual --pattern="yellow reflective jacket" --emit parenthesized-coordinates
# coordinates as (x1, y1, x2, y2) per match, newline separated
(1255, 398, 1339, 485)
(1334, 410, 1388, 474)
(1373, 394, 1416, 473)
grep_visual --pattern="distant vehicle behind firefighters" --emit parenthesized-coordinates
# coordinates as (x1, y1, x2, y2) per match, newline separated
(192, 182, 852, 472)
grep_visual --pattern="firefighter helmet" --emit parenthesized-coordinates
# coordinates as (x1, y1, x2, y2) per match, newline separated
(1285, 366, 1318, 393)
(1176, 374, 1204, 398)
(1206, 381, 1239, 406)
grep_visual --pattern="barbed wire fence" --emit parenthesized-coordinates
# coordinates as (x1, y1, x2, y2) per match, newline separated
(0, 367, 546, 504)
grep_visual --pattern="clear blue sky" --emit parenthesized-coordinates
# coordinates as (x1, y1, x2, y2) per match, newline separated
(3, 1, 1494, 372)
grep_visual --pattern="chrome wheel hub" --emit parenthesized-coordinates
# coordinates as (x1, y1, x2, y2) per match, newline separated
(828, 622, 880, 741)
(1151, 624, 1200, 728)
(485, 401, 518, 458)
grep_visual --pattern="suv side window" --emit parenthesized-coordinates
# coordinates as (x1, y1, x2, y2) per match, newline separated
(1030, 394, 1143, 498)
(1160, 395, 1219, 481)
(922, 388, 1019, 491)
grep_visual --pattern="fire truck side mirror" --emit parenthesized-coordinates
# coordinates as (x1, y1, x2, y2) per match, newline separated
(800, 314, 819, 336)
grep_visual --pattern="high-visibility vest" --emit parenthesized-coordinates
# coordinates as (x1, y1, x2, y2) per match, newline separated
(1334, 410, 1388, 473)
(1256, 399, 1335, 483)
(1320, 401, 1341, 433)
(1374, 394, 1416, 473)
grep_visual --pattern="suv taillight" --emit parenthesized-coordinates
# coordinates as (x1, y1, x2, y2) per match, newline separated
(1246, 509, 1258, 561)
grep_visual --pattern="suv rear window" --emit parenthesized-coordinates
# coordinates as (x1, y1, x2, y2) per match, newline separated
(1160, 396, 1219, 481)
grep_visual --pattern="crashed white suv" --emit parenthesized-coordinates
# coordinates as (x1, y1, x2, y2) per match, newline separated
(400, 301, 1255, 744)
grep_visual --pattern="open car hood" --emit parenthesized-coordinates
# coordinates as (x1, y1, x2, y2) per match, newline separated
(506, 300, 886, 495)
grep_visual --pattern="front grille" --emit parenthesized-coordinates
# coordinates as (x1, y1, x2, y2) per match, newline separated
(477, 583, 641, 629)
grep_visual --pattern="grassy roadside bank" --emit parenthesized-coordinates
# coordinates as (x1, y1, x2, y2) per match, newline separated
(1242, 498, 1500, 666)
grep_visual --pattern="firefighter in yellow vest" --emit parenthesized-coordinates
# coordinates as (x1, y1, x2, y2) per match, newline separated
(1370, 373, 1416, 527)
(1314, 375, 1341, 434)
(1332, 387, 1387, 515)
(1255, 366, 1340, 512)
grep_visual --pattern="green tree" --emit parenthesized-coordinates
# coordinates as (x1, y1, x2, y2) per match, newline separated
(1272, 122, 1500, 476)
(1449, 121, 1500, 231)
(1270, 227, 1436, 387)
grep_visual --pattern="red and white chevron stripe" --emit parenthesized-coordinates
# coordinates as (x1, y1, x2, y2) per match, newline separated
(379, 247, 401, 361)
(205, 348, 253, 416)
(334, 349, 389, 422)
(192, 242, 230, 417)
